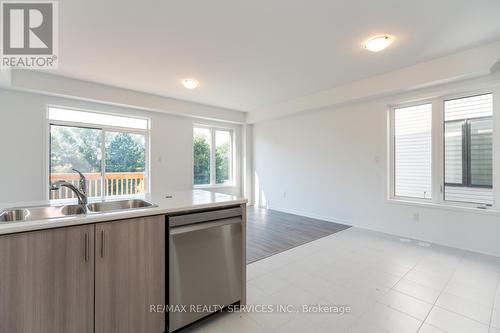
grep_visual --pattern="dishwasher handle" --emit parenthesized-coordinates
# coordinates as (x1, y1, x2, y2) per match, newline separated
(169, 217, 241, 235)
(169, 207, 242, 227)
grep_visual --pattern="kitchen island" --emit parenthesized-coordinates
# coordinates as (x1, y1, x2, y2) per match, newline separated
(0, 190, 247, 333)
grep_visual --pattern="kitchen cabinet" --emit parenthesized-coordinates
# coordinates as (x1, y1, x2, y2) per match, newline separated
(95, 215, 165, 333)
(0, 225, 94, 333)
(0, 215, 165, 333)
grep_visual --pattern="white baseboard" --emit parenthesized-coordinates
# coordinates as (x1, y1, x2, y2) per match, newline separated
(256, 205, 500, 258)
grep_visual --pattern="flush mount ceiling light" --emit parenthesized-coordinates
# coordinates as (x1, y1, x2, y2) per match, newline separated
(182, 78, 199, 89)
(364, 35, 394, 52)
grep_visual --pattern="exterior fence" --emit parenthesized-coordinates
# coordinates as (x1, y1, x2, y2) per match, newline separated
(50, 172, 145, 199)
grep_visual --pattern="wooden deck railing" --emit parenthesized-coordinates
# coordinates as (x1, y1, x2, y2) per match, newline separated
(50, 172, 145, 199)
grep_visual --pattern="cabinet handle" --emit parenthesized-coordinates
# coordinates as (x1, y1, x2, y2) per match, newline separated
(100, 230, 105, 258)
(84, 233, 89, 262)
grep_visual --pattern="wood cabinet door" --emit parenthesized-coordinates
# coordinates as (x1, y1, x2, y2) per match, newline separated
(95, 215, 165, 333)
(0, 225, 95, 333)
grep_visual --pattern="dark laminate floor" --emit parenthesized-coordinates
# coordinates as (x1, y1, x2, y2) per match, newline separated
(246, 208, 350, 263)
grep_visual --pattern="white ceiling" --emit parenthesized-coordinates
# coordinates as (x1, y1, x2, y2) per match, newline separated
(55, 0, 500, 112)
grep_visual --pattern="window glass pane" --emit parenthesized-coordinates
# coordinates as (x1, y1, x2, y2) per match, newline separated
(394, 104, 432, 199)
(470, 118, 492, 187)
(444, 121, 463, 184)
(50, 125, 102, 199)
(193, 128, 211, 185)
(444, 94, 493, 121)
(105, 132, 146, 196)
(215, 130, 232, 184)
(49, 107, 149, 130)
(444, 94, 493, 205)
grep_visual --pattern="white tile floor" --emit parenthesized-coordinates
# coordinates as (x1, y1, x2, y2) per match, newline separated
(183, 227, 500, 333)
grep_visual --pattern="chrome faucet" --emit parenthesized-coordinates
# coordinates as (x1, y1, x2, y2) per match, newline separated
(50, 169, 88, 205)
(72, 168, 87, 195)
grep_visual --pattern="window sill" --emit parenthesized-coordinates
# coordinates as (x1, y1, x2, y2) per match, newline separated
(386, 198, 500, 216)
(194, 184, 237, 190)
(48, 193, 148, 205)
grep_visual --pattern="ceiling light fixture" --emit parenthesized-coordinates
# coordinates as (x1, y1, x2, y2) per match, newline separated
(364, 35, 394, 52)
(182, 78, 199, 89)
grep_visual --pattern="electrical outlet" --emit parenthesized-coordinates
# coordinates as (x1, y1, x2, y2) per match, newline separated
(412, 212, 420, 222)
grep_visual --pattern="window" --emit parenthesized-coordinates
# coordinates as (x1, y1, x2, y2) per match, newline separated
(393, 103, 433, 199)
(49, 107, 149, 200)
(390, 91, 496, 208)
(193, 126, 234, 186)
(444, 94, 493, 205)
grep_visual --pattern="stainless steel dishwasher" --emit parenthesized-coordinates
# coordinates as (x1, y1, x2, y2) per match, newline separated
(168, 206, 244, 332)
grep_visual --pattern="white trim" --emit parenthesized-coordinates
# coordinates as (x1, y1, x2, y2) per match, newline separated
(100, 129, 106, 196)
(385, 77, 500, 111)
(49, 119, 149, 135)
(47, 103, 151, 122)
(193, 184, 237, 190)
(386, 198, 500, 216)
(441, 88, 496, 104)
(48, 103, 150, 132)
(210, 128, 216, 185)
(432, 99, 444, 205)
(388, 86, 498, 209)
(389, 101, 434, 201)
(192, 124, 236, 188)
(44, 108, 51, 200)
(494, 86, 500, 207)
(386, 106, 393, 201)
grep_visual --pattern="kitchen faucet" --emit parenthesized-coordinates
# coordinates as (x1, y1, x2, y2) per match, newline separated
(72, 168, 87, 195)
(50, 169, 88, 205)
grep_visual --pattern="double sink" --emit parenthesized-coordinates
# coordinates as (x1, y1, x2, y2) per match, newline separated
(0, 199, 155, 223)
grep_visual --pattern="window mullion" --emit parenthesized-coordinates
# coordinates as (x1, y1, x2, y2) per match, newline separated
(432, 99, 443, 204)
(211, 128, 216, 186)
(101, 129, 106, 199)
(230, 130, 234, 185)
(461, 121, 467, 186)
(464, 120, 471, 187)
(493, 87, 500, 209)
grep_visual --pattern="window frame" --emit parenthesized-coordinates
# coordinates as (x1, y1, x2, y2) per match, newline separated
(46, 105, 151, 200)
(388, 88, 497, 209)
(389, 99, 435, 203)
(192, 124, 235, 188)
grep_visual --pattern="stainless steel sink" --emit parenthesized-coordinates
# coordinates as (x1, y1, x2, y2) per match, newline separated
(0, 199, 155, 223)
(86, 199, 155, 213)
(0, 204, 86, 223)
(0, 209, 29, 222)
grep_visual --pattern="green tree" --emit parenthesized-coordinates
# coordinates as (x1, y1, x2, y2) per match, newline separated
(105, 133, 145, 172)
(193, 135, 210, 185)
(215, 142, 230, 184)
(50, 126, 101, 173)
(51, 127, 145, 174)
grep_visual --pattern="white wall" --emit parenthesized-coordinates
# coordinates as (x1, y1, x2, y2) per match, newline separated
(7, 70, 246, 123)
(243, 124, 254, 205)
(248, 41, 500, 123)
(253, 77, 500, 257)
(0, 88, 243, 205)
